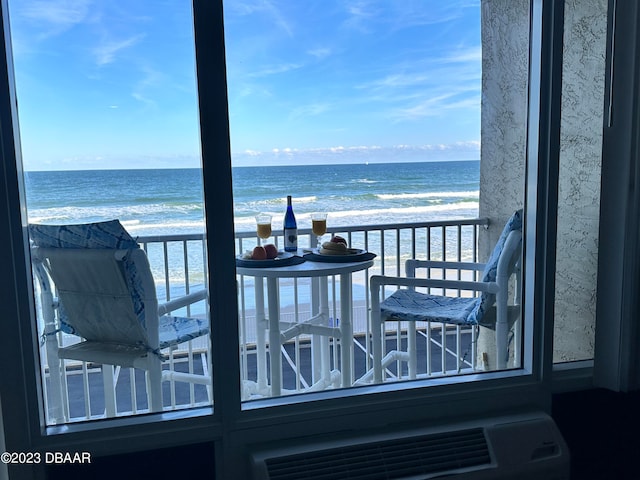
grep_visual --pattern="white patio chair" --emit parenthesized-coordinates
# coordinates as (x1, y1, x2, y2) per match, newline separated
(363, 210, 523, 384)
(29, 220, 210, 422)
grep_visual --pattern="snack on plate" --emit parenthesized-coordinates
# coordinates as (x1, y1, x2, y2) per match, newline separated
(241, 244, 279, 260)
(263, 243, 278, 259)
(330, 235, 347, 245)
(320, 240, 349, 255)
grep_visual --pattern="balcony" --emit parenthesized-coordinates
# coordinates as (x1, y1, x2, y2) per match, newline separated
(37, 217, 489, 424)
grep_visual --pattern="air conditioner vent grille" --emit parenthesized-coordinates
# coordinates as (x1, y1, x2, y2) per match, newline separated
(264, 427, 491, 480)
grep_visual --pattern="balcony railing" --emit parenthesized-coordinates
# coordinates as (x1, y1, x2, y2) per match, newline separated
(37, 217, 489, 423)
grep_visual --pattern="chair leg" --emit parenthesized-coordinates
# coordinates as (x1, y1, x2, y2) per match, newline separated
(46, 357, 66, 424)
(102, 365, 117, 417)
(40, 282, 67, 423)
(147, 357, 163, 412)
(372, 310, 383, 384)
(407, 322, 417, 379)
(495, 289, 509, 370)
(45, 339, 66, 424)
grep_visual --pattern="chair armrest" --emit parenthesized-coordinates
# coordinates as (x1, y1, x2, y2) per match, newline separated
(405, 259, 485, 277)
(406, 259, 486, 271)
(369, 275, 499, 295)
(158, 290, 208, 316)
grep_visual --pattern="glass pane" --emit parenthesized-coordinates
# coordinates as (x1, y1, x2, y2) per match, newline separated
(9, 1, 212, 424)
(224, 1, 529, 402)
(553, 0, 607, 363)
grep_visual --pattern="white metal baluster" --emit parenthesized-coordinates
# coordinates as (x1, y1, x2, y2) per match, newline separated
(293, 278, 301, 391)
(472, 326, 478, 370)
(187, 341, 195, 405)
(457, 225, 462, 296)
(456, 325, 462, 373)
(130, 368, 138, 414)
(363, 230, 372, 374)
(169, 349, 176, 408)
(330, 275, 338, 381)
(238, 274, 250, 391)
(426, 321, 432, 376)
(440, 324, 447, 375)
(79, 362, 90, 420)
(182, 243, 197, 403)
(183, 240, 191, 315)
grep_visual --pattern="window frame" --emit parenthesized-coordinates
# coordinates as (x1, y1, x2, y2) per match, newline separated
(593, 0, 640, 393)
(0, 0, 572, 478)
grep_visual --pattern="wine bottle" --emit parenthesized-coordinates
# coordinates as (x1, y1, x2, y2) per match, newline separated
(283, 195, 298, 252)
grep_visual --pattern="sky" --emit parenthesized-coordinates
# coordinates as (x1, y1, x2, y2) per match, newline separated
(7, 0, 481, 171)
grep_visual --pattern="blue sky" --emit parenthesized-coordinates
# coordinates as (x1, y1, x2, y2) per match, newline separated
(8, 0, 481, 171)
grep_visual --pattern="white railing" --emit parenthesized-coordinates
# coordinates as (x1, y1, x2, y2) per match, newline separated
(39, 217, 489, 423)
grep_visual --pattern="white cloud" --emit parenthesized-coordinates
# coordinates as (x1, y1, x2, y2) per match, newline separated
(441, 46, 482, 64)
(288, 102, 330, 120)
(342, 0, 380, 33)
(248, 63, 302, 78)
(93, 34, 145, 66)
(130, 66, 164, 108)
(392, 92, 460, 118)
(358, 72, 431, 91)
(232, 142, 480, 167)
(19, 0, 91, 33)
(307, 47, 331, 60)
(262, 0, 293, 37)
(227, 0, 293, 37)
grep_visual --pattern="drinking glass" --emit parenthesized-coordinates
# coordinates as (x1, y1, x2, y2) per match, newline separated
(255, 214, 272, 244)
(311, 212, 327, 249)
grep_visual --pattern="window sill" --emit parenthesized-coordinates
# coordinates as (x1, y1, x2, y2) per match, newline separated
(552, 360, 594, 393)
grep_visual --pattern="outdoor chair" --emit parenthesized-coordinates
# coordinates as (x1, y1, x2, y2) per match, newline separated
(363, 210, 522, 384)
(29, 220, 210, 422)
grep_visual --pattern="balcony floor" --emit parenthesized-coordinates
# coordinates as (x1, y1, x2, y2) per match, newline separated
(48, 328, 473, 421)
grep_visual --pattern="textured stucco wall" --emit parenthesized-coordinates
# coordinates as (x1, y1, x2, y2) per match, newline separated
(479, 0, 528, 250)
(479, 0, 606, 367)
(554, 0, 606, 361)
(478, 0, 529, 369)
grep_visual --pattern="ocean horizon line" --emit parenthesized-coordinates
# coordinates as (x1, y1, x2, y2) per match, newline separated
(25, 161, 481, 238)
(24, 158, 480, 174)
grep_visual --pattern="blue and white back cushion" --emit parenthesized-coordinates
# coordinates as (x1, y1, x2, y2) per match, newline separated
(467, 209, 522, 326)
(29, 220, 145, 335)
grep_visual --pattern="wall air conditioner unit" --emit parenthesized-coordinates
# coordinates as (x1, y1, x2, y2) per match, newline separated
(251, 411, 570, 480)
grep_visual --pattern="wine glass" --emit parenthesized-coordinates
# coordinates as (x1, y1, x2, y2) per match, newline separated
(311, 212, 327, 249)
(255, 214, 272, 244)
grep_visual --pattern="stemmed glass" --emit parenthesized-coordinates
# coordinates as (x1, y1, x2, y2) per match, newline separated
(255, 214, 272, 245)
(311, 212, 327, 249)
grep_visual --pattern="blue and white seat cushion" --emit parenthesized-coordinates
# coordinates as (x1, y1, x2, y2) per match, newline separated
(159, 315, 210, 349)
(380, 209, 522, 327)
(380, 291, 479, 325)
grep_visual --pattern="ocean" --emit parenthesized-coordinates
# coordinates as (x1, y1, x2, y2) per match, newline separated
(24, 160, 480, 314)
(24, 160, 480, 237)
